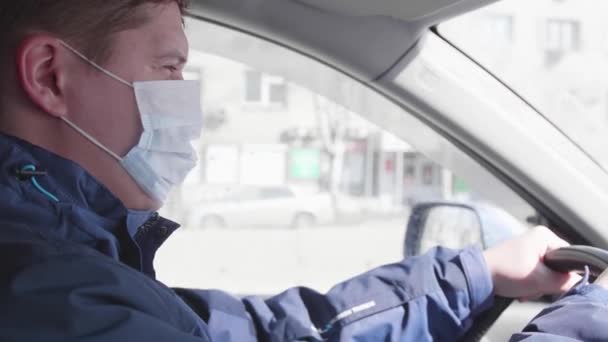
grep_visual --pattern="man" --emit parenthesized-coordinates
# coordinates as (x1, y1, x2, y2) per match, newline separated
(0, 1, 604, 341)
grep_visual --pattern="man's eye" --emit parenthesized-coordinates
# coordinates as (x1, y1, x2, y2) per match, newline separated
(165, 65, 178, 72)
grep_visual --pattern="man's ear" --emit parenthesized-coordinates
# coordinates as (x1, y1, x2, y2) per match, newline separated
(16, 36, 68, 118)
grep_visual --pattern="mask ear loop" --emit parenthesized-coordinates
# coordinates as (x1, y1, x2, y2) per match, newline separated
(59, 41, 134, 89)
(58, 40, 130, 163)
(61, 117, 124, 162)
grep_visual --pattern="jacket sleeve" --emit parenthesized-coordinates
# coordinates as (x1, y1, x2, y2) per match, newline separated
(175, 245, 495, 341)
(511, 273, 608, 342)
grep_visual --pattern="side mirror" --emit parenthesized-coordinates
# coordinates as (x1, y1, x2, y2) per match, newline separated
(404, 202, 527, 257)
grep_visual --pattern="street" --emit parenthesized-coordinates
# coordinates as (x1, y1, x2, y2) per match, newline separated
(155, 217, 407, 295)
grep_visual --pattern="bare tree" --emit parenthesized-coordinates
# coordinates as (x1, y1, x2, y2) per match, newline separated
(313, 76, 358, 214)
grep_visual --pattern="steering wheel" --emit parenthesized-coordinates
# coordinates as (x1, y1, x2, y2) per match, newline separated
(459, 245, 608, 342)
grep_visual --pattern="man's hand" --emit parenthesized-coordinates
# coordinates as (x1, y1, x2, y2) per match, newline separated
(483, 226, 581, 300)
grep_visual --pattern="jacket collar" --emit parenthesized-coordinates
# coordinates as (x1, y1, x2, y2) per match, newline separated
(0, 133, 179, 277)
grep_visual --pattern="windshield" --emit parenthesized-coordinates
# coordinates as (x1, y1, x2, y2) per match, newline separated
(441, 0, 608, 170)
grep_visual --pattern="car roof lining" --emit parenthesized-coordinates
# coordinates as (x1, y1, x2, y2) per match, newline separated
(188, 0, 499, 81)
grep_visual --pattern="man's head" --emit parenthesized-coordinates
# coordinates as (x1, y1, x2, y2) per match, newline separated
(0, 1, 190, 210)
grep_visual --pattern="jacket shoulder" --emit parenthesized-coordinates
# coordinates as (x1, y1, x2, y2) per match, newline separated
(0, 238, 207, 340)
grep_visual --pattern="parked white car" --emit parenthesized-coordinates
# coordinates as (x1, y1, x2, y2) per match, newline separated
(184, 186, 336, 229)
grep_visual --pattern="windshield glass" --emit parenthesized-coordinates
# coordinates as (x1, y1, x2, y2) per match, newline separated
(156, 17, 535, 295)
(441, 0, 608, 170)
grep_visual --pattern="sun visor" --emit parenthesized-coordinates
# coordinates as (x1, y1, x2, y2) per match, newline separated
(294, 0, 498, 21)
(188, 0, 499, 81)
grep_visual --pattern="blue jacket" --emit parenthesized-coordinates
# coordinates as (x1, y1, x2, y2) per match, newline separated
(0, 132, 605, 341)
(512, 270, 608, 342)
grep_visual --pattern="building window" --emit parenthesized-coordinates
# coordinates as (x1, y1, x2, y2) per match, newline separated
(485, 15, 514, 45)
(269, 83, 287, 104)
(545, 19, 581, 65)
(422, 164, 435, 185)
(245, 70, 262, 102)
(606, 91, 608, 122)
(244, 70, 288, 107)
(546, 19, 581, 51)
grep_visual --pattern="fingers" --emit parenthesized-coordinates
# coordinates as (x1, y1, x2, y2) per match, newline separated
(534, 272, 579, 299)
(489, 225, 578, 299)
(535, 262, 581, 295)
(559, 272, 582, 292)
(533, 226, 570, 252)
(532, 227, 582, 293)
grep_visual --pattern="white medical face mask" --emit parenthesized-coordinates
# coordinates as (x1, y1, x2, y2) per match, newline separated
(59, 41, 203, 203)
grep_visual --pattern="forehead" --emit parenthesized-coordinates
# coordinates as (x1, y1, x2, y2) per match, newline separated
(111, 3, 188, 59)
(146, 3, 187, 45)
